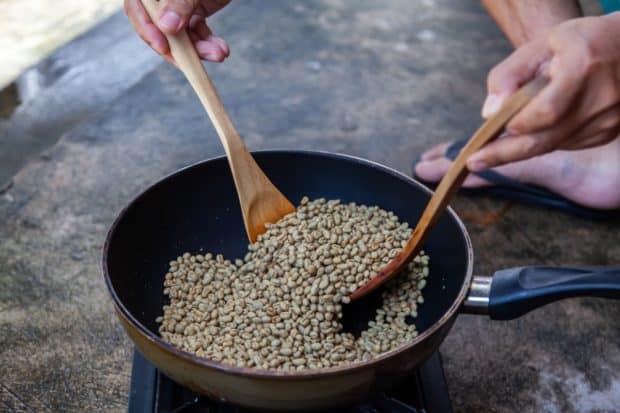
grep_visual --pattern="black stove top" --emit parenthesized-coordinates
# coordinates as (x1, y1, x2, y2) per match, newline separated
(128, 350, 453, 413)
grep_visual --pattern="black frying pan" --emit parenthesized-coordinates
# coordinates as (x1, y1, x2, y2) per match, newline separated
(103, 150, 620, 411)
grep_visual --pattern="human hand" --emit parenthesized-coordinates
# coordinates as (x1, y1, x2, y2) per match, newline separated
(467, 14, 620, 172)
(124, 0, 231, 64)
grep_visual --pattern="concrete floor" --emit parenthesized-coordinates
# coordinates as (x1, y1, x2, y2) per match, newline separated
(0, 13, 160, 190)
(0, 0, 122, 89)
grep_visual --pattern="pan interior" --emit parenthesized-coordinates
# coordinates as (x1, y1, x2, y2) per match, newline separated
(105, 151, 471, 348)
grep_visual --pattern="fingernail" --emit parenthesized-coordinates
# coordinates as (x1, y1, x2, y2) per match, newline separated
(204, 50, 224, 61)
(197, 41, 225, 61)
(209, 36, 230, 56)
(468, 159, 488, 172)
(481, 94, 500, 118)
(159, 11, 181, 32)
(197, 40, 217, 53)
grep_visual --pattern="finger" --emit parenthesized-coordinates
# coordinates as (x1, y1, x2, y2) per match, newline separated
(189, 13, 205, 29)
(157, 0, 200, 35)
(188, 30, 201, 44)
(196, 36, 229, 61)
(191, 18, 212, 38)
(415, 158, 491, 187)
(193, 20, 229, 55)
(469, 98, 620, 169)
(466, 130, 565, 171)
(187, 17, 229, 61)
(125, 0, 170, 55)
(507, 54, 584, 135)
(187, 14, 207, 44)
(483, 38, 552, 118)
(144, 25, 170, 55)
(205, 34, 230, 57)
(163, 53, 177, 67)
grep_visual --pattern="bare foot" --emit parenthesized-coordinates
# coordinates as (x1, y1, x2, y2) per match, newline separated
(414, 138, 620, 210)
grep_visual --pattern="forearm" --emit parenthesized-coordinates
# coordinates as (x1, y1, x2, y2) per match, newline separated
(481, 0, 583, 46)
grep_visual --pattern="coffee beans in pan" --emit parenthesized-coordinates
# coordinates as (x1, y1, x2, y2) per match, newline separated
(157, 197, 429, 371)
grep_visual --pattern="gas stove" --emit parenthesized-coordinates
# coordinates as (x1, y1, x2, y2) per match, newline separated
(128, 350, 453, 413)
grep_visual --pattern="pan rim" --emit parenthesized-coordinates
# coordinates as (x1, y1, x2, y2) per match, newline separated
(102, 149, 474, 379)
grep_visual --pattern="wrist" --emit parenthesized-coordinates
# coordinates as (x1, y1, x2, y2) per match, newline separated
(482, 0, 582, 47)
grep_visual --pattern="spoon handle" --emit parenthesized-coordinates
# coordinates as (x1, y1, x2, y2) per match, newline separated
(350, 77, 548, 301)
(140, 0, 296, 243)
(141, 0, 244, 156)
(415, 76, 548, 232)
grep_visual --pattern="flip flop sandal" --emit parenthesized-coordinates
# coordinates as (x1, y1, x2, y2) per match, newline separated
(412, 139, 619, 220)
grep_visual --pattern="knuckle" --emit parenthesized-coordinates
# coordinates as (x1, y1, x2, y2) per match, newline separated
(521, 137, 539, 155)
(549, 20, 577, 48)
(534, 103, 560, 126)
(571, 37, 599, 75)
(520, 136, 549, 157)
(538, 138, 556, 154)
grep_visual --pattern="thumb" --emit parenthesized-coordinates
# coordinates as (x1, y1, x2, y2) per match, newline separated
(156, 0, 199, 34)
(482, 38, 551, 118)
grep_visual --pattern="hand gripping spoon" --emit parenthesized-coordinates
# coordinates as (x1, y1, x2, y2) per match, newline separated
(350, 77, 548, 301)
(141, 0, 295, 242)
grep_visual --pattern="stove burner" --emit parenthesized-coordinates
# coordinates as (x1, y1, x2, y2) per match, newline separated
(128, 350, 452, 413)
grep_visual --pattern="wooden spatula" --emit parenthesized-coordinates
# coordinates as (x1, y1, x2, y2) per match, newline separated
(350, 77, 548, 301)
(140, 0, 295, 242)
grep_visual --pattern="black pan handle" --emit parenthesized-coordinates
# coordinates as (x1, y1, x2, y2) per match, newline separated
(463, 266, 620, 320)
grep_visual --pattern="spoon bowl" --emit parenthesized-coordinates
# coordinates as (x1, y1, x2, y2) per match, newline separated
(350, 77, 549, 301)
(140, 0, 295, 242)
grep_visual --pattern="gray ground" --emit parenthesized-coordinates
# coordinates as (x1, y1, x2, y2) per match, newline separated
(0, 14, 159, 190)
(1, 1, 619, 412)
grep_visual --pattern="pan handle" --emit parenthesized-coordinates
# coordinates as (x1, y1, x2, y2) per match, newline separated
(462, 266, 620, 320)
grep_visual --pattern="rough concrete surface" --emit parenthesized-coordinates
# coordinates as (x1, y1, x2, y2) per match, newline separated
(0, 12, 159, 189)
(1, 1, 619, 412)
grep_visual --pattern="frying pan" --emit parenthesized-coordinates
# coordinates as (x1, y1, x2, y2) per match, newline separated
(103, 150, 620, 411)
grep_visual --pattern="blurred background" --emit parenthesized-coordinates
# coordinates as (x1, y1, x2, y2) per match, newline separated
(0, 0, 122, 90)
(0, 0, 147, 190)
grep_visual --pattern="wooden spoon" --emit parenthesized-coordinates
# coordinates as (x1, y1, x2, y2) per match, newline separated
(349, 77, 548, 301)
(141, 0, 295, 243)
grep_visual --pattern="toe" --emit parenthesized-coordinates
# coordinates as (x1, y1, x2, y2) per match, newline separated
(414, 158, 452, 182)
(415, 158, 492, 188)
(421, 142, 452, 161)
